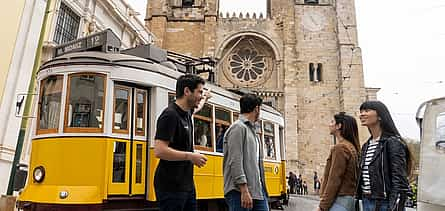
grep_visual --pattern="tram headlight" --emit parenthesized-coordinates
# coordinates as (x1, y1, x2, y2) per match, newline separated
(33, 166, 45, 183)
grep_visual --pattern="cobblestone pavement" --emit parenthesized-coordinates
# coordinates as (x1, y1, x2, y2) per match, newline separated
(272, 194, 319, 211)
(272, 194, 417, 211)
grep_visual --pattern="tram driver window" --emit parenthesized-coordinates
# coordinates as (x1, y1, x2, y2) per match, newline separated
(37, 76, 63, 134)
(193, 104, 213, 151)
(264, 122, 276, 160)
(65, 74, 105, 132)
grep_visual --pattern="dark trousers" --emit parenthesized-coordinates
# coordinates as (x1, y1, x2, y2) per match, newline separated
(156, 189, 197, 211)
(362, 198, 407, 211)
(289, 184, 295, 194)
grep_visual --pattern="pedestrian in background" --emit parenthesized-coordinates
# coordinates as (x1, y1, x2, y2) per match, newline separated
(314, 171, 318, 192)
(153, 74, 210, 211)
(317, 112, 360, 211)
(303, 181, 308, 195)
(223, 94, 269, 211)
(297, 174, 303, 195)
(288, 172, 297, 194)
(315, 179, 321, 195)
(357, 101, 413, 211)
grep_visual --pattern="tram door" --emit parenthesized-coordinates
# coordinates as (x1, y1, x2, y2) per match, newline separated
(109, 84, 148, 196)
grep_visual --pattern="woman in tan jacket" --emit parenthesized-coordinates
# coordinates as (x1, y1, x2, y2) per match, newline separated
(318, 112, 360, 211)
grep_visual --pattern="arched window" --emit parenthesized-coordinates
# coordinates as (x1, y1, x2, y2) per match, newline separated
(316, 63, 323, 82)
(309, 63, 315, 82)
(309, 63, 323, 82)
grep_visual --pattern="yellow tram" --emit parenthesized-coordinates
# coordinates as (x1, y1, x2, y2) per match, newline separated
(17, 31, 287, 210)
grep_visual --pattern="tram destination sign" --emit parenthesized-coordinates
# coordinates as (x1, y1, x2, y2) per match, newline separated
(54, 29, 121, 57)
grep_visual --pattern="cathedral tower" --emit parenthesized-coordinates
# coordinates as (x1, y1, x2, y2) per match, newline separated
(146, 0, 369, 190)
(146, 0, 218, 57)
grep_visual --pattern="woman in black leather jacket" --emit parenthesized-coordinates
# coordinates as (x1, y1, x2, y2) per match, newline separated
(357, 101, 413, 211)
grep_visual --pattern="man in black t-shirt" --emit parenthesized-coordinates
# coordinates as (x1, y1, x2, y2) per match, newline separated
(154, 74, 209, 211)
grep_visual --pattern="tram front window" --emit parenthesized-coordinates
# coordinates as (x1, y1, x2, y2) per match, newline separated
(38, 76, 63, 134)
(65, 74, 105, 132)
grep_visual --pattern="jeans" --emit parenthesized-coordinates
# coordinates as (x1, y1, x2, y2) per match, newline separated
(330, 196, 355, 211)
(155, 189, 197, 211)
(362, 198, 390, 211)
(225, 190, 269, 211)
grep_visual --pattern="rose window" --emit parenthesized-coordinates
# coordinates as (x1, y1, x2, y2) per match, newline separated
(228, 48, 266, 83)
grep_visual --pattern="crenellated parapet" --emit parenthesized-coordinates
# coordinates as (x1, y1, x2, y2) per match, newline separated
(219, 11, 268, 21)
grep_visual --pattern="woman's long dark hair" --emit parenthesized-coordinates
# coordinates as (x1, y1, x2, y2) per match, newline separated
(334, 112, 361, 153)
(359, 100, 414, 177)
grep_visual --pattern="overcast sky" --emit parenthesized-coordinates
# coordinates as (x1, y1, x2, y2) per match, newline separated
(127, 0, 445, 140)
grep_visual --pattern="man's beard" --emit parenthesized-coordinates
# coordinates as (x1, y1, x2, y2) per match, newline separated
(187, 96, 197, 108)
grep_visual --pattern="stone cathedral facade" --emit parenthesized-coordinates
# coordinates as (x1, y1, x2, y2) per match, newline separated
(145, 0, 376, 189)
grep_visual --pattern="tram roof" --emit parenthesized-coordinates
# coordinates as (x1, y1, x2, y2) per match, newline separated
(40, 51, 160, 71)
(39, 51, 282, 118)
(416, 96, 445, 125)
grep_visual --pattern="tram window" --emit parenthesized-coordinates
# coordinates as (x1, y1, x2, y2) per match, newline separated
(65, 74, 105, 132)
(279, 126, 285, 159)
(136, 144, 143, 183)
(37, 76, 63, 134)
(194, 104, 213, 151)
(112, 142, 126, 183)
(436, 113, 445, 152)
(135, 90, 147, 136)
(113, 86, 130, 133)
(256, 120, 263, 142)
(233, 112, 239, 121)
(216, 108, 231, 122)
(215, 108, 231, 153)
(264, 121, 276, 160)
